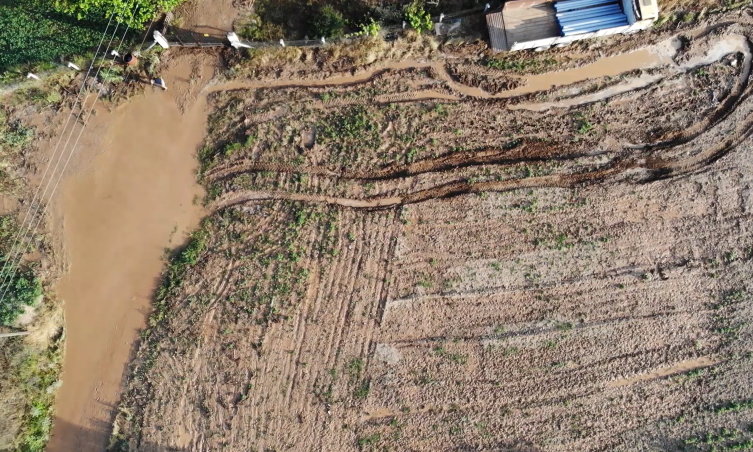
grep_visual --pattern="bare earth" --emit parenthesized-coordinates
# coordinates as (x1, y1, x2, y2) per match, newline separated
(98, 14, 753, 452)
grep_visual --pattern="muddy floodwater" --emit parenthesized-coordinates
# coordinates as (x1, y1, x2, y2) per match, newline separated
(48, 86, 205, 451)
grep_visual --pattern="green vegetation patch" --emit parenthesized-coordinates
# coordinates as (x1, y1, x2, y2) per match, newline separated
(13, 335, 63, 452)
(248, 0, 375, 40)
(55, 0, 184, 30)
(319, 105, 382, 165)
(0, 216, 44, 326)
(0, 1, 105, 75)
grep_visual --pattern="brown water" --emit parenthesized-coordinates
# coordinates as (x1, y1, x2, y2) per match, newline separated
(208, 48, 672, 100)
(48, 62, 208, 452)
(511, 35, 750, 111)
(608, 356, 721, 387)
(506, 48, 673, 96)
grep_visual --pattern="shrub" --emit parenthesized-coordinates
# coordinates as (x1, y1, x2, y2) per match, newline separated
(311, 5, 346, 39)
(236, 13, 284, 41)
(0, 267, 43, 325)
(404, 0, 433, 33)
(99, 66, 124, 84)
(1, 121, 34, 150)
(353, 18, 381, 37)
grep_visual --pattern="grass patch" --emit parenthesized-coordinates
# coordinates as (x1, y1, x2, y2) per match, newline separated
(353, 379, 370, 399)
(357, 432, 381, 448)
(12, 334, 63, 452)
(433, 344, 467, 364)
(715, 399, 753, 414)
(485, 55, 557, 73)
(319, 106, 381, 165)
(150, 224, 210, 328)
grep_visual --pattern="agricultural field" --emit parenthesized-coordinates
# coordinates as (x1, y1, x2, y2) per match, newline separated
(108, 10, 753, 452)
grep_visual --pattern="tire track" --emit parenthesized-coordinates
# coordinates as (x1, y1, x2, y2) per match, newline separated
(205, 144, 602, 183)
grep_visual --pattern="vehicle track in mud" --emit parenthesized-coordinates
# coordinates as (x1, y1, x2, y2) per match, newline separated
(115, 18, 753, 452)
(204, 144, 606, 182)
(202, 29, 752, 212)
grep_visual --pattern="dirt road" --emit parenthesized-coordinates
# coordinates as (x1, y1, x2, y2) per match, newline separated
(47, 61, 209, 452)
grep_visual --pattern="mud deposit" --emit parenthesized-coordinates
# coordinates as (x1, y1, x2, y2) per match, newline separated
(104, 19, 753, 452)
(48, 76, 205, 450)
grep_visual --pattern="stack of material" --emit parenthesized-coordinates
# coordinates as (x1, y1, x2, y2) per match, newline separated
(554, 0, 628, 36)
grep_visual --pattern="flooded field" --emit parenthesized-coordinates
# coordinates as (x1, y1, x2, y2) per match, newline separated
(47, 61, 208, 452)
(1, 3, 750, 451)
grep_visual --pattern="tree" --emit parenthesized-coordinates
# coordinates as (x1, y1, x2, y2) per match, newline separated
(311, 5, 346, 39)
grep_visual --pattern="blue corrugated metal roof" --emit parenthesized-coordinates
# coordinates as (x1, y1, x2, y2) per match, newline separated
(557, 4, 622, 21)
(554, 0, 618, 12)
(562, 17, 628, 35)
(562, 15, 627, 29)
(554, 0, 628, 37)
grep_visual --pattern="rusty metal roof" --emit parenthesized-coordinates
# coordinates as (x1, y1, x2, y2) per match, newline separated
(503, 0, 559, 47)
(486, 10, 508, 52)
(487, 0, 564, 51)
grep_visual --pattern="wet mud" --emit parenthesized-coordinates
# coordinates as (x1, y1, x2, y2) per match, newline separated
(47, 61, 208, 452)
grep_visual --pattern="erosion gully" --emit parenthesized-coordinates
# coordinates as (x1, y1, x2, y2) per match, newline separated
(46, 33, 739, 451)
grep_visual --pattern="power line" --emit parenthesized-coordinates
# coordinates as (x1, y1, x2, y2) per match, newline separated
(0, 5, 136, 303)
(0, 13, 116, 298)
(0, 3, 141, 304)
(137, 16, 155, 51)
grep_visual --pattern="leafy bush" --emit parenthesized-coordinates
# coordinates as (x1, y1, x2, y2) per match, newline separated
(99, 65, 124, 83)
(0, 267, 43, 326)
(404, 0, 433, 33)
(352, 18, 381, 37)
(311, 5, 346, 39)
(54, 0, 185, 30)
(236, 13, 284, 41)
(0, 214, 45, 326)
(1, 121, 34, 150)
(15, 334, 63, 452)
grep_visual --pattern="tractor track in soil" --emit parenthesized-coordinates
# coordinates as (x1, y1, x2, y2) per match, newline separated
(199, 30, 753, 211)
(110, 18, 753, 452)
